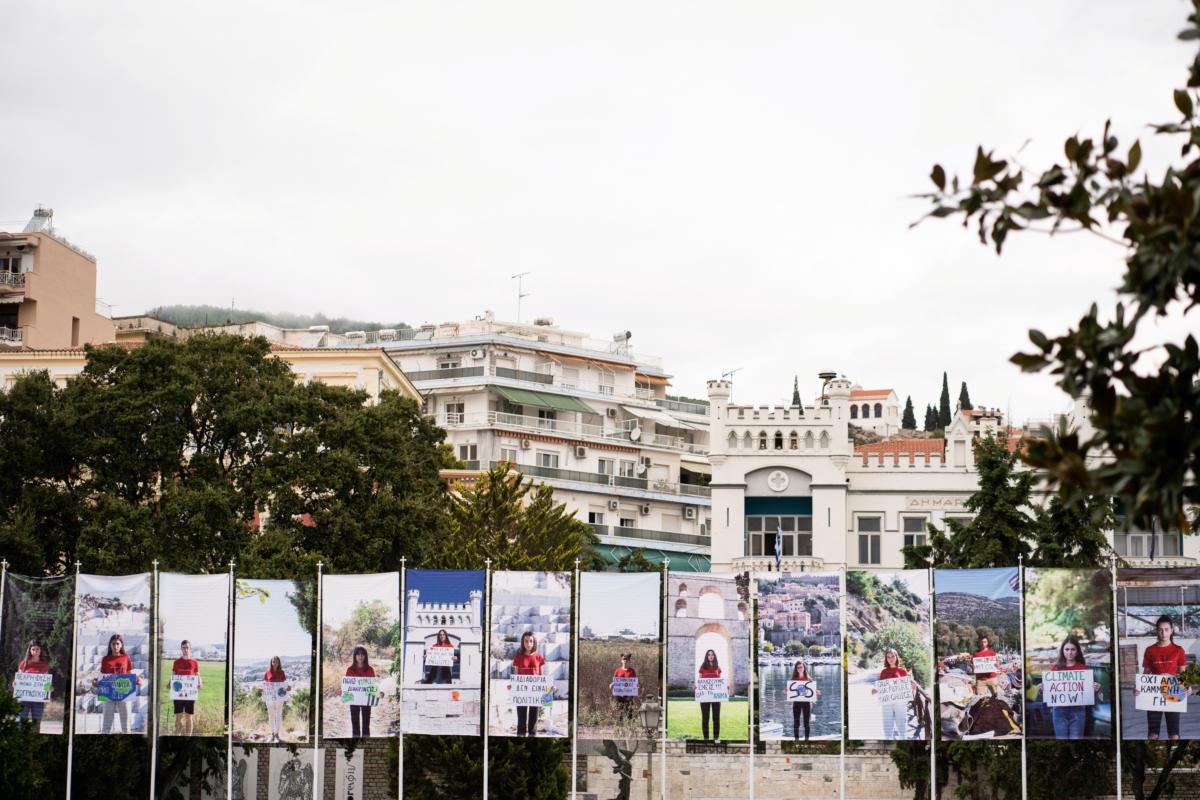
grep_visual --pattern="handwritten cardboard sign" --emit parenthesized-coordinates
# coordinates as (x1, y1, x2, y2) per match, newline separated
(509, 674, 553, 707)
(612, 677, 639, 697)
(425, 647, 455, 668)
(341, 676, 381, 706)
(695, 677, 728, 703)
(972, 656, 1000, 675)
(875, 676, 914, 705)
(787, 679, 817, 703)
(262, 682, 290, 703)
(1042, 669, 1094, 707)
(13, 671, 51, 703)
(169, 674, 200, 701)
(1136, 673, 1188, 712)
(97, 673, 137, 703)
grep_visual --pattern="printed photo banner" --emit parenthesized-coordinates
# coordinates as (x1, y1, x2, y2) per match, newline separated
(233, 578, 313, 744)
(158, 572, 230, 738)
(321, 572, 401, 739)
(756, 572, 842, 742)
(577, 572, 662, 740)
(1117, 567, 1200, 740)
(1, 573, 73, 735)
(934, 567, 1023, 740)
(487, 571, 572, 738)
(402, 569, 485, 736)
(846, 569, 933, 741)
(1023, 568, 1112, 740)
(74, 573, 152, 735)
(666, 572, 750, 742)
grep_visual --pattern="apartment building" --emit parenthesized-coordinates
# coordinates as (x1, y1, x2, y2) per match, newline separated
(0, 208, 115, 349)
(357, 312, 713, 571)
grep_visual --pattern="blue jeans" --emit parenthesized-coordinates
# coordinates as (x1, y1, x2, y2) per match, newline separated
(882, 702, 907, 739)
(21, 702, 44, 727)
(1051, 705, 1086, 739)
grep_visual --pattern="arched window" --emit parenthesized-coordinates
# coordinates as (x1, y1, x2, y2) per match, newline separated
(698, 587, 724, 618)
(874, 403, 883, 418)
(850, 405, 858, 419)
(674, 598, 688, 618)
(804, 431, 815, 449)
(774, 431, 784, 450)
(743, 431, 753, 450)
(727, 431, 738, 450)
(789, 432, 798, 450)
(861, 403, 870, 418)
(737, 601, 748, 621)
(819, 431, 830, 449)
(758, 431, 768, 450)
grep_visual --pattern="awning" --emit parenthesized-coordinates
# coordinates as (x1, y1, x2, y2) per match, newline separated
(494, 386, 598, 415)
(622, 405, 690, 429)
(0, 295, 23, 304)
(680, 459, 712, 475)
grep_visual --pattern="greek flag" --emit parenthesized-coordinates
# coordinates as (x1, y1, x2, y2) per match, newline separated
(775, 523, 782, 571)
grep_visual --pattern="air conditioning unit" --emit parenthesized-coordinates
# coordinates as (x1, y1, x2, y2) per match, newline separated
(470, 348, 486, 359)
(606, 408, 618, 418)
(574, 446, 587, 458)
(520, 439, 532, 450)
(378, 328, 396, 341)
(640, 504, 652, 516)
(345, 330, 367, 342)
(684, 506, 697, 520)
(699, 523, 708, 536)
(607, 499, 620, 511)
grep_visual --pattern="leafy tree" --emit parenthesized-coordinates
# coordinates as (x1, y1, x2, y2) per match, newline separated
(617, 548, 657, 573)
(938, 372, 952, 428)
(902, 396, 917, 430)
(147, 303, 409, 334)
(958, 381, 973, 411)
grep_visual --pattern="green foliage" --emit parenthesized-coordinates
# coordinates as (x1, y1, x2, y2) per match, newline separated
(1024, 568, 1110, 647)
(923, 404, 938, 432)
(792, 375, 802, 407)
(0, 680, 52, 797)
(616, 548, 657, 573)
(146, 303, 409, 334)
(902, 396, 917, 430)
(938, 372, 952, 428)
(958, 382, 972, 411)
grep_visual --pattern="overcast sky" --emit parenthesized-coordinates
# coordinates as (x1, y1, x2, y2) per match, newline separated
(2, 1, 1192, 421)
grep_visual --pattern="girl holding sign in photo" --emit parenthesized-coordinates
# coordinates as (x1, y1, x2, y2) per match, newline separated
(697, 649, 722, 743)
(610, 653, 638, 720)
(1036, 635, 1101, 740)
(95, 633, 141, 734)
(427, 629, 456, 685)
(17, 639, 50, 726)
(345, 646, 376, 737)
(1137, 615, 1188, 740)
(512, 631, 546, 737)
(262, 656, 291, 742)
(873, 648, 920, 740)
(172, 640, 201, 736)
(973, 635, 1000, 697)
(790, 660, 821, 741)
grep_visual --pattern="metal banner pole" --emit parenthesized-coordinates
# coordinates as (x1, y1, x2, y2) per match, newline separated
(313, 562, 323, 800)
(0, 560, 8, 649)
(150, 560, 160, 800)
(928, 566, 936, 800)
(399, 558, 406, 800)
(1018, 557, 1028, 800)
(226, 560, 235, 800)
(571, 558, 580, 799)
(839, 564, 846, 800)
(748, 570, 755, 800)
(66, 560, 81, 800)
(660, 558, 669, 800)
(483, 559, 492, 800)
(1111, 554, 1123, 800)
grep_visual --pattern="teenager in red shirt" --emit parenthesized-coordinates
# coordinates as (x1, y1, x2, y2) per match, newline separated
(696, 649, 723, 742)
(172, 640, 202, 736)
(261, 655, 290, 742)
(512, 631, 546, 736)
(789, 660, 821, 741)
(972, 635, 1000, 697)
(17, 639, 50, 727)
(1138, 615, 1189, 740)
(94, 633, 141, 734)
(346, 646, 376, 737)
(427, 629, 456, 685)
(610, 653, 639, 720)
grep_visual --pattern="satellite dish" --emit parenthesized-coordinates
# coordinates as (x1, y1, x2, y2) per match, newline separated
(635, 461, 647, 475)
(629, 426, 642, 442)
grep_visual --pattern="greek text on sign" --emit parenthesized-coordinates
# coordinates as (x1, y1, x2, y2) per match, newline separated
(169, 674, 199, 701)
(612, 677, 639, 697)
(425, 647, 455, 668)
(1136, 673, 1189, 712)
(787, 680, 817, 703)
(13, 671, 52, 703)
(875, 676, 914, 705)
(972, 657, 999, 675)
(1042, 669, 1094, 707)
(509, 674, 553, 707)
(97, 673, 137, 703)
(341, 677, 381, 706)
(262, 683, 290, 702)
(695, 677, 728, 703)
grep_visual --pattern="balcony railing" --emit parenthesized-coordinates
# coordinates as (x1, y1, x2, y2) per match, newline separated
(490, 461, 711, 499)
(0, 271, 26, 289)
(495, 367, 553, 384)
(657, 397, 709, 416)
(441, 411, 710, 455)
(0, 326, 21, 345)
(590, 524, 710, 548)
(407, 366, 486, 382)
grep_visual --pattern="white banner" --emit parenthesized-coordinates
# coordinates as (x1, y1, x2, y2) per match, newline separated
(612, 677, 639, 697)
(169, 674, 200, 701)
(340, 677, 381, 707)
(13, 671, 52, 703)
(972, 656, 999, 675)
(1042, 669, 1094, 707)
(509, 674, 553, 707)
(425, 647, 454, 668)
(874, 676, 913, 705)
(334, 747, 364, 800)
(695, 676, 728, 703)
(787, 679, 817, 703)
(1136, 673, 1189, 712)
(268, 747, 317, 800)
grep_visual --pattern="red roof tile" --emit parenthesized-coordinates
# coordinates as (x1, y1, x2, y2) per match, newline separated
(850, 388, 894, 399)
(855, 439, 945, 457)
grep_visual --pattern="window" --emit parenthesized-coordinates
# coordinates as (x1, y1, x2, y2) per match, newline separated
(588, 511, 604, 525)
(774, 431, 784, 450)
(619, 517, 636, 529)
(1115, 531, 1182, 558)
(619, 460, 636, 477)
(458, 444, 477, 463)
(499, 447, 519, 464)
(438, 360, 461, 370)
(850, 405, 858, 419)
(597, 458, 614, 475)
(536, 451, 559, 469)
(858, 534, 881, 564)
(561, 367, 579, 389)
(789, 432, 798, 450)
(904, 533, 927, 549)
(537, 409, 557, 429)
(862, 404, 870, 418)
(0, 254, 22, 273)
(71, 317, 80, 347)
(758, 431, 768, 450)
(902, 516, 926, 548)
(744, 514, 813, 558)
(874, 403, 883, 418)
(445, 402, 465, 424)
(857, 516, 882, 533)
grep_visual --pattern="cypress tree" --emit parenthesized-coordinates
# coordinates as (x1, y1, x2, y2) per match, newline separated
(958, 381, 973, 411)
(792, 375, 802, 407)
(923, 405, 936, 432)
(938, 372, 952, 428)
(901, 396, 917, 430)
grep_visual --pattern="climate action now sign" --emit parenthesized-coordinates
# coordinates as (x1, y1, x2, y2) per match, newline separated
(1136, 673, 1188, 712)
(13, 672, 52, 703)
(1042, 669, 1094, 707)
(509, 674, 553, 707)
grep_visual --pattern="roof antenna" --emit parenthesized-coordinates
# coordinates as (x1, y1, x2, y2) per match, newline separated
(512, 272, 531, 323)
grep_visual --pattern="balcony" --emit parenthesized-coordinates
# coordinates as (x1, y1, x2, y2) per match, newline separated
(0, 326, 21, 346)
(0, 271, 26, 292)
(657, 397, 709, 416)
(441, 411, 709, 455)
(407, 366, 486, 382)
(489, 461, 711, 499)
(589, 523, 710, 548)
(494, 367, 553, 384)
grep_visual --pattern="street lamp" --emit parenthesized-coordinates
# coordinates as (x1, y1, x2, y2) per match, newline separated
(639, 700, 661, 739)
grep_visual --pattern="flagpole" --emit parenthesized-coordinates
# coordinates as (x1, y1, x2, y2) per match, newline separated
(1018, 556, 1028, 800)
(398, 558, 406, 800)
(928, 566, 936, 800)
(483, 558, 492, 800)
(1111, 554, 1123, 800)
(839, 563, 846, 800)
(226, 560, 235, 800)
(313, 561, 323, 800)
(149, 560, 160, 800)
(748, 569, 756, 800)
(571, 558, 580, 799)
(660, 557, 669, 800)
(0, 560, 8, 652)
(66, 560, 81, 800)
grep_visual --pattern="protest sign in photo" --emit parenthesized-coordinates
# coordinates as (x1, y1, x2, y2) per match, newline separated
(1, 573, 72, 734)
(158, 572, 229, 737)
(74, 573, 152, 735)
(232, 578, 312, 743)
